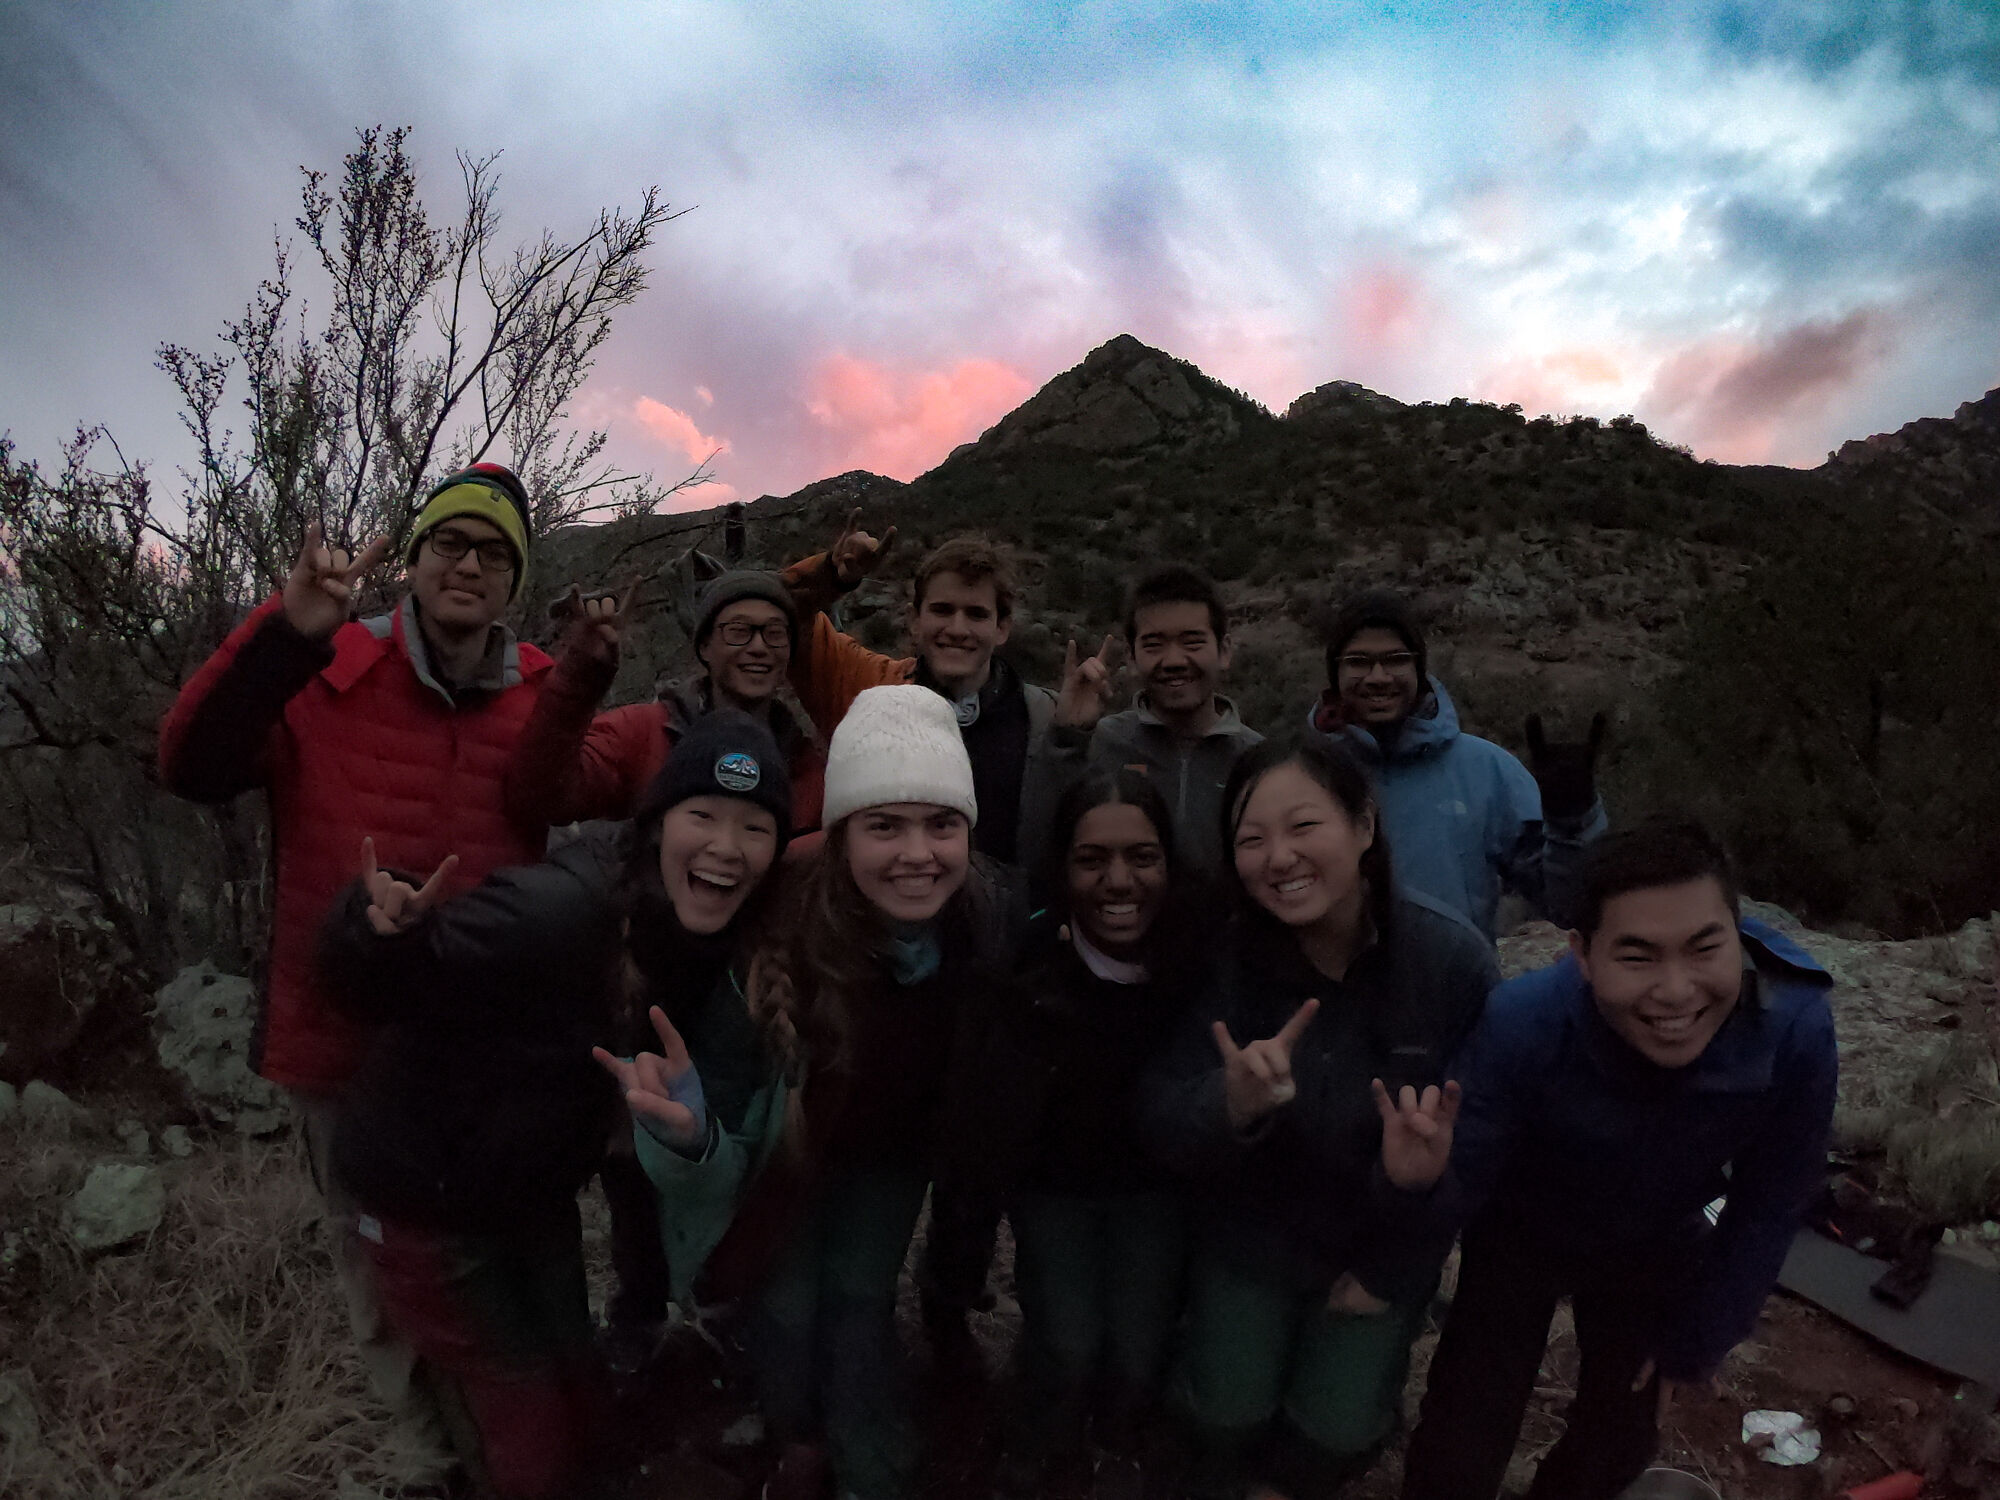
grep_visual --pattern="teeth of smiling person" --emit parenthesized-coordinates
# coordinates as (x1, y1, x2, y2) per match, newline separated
(1276, 877, 1313, 894)
(691, 872, 739, 890)
(1100, 903, 1138, 916)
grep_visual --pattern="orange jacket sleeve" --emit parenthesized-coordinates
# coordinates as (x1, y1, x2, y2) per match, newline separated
(787, 613, 914, 742)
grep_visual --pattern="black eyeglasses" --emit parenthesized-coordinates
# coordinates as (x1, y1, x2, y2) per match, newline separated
(1336, 650, 1417, 675)
(427, 529, 516, 572)
(714, 619, 792, 648)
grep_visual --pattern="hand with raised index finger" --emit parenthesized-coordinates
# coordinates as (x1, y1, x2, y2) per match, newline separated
(1212, 996, 1319, 1133)
(592, 1004, 708, 1150)
(1053, 633, 1119, 730)
(1372, 1077, 1462, 1190)
(359, 836, 459, 937)
(830, 507, 897, 587)
(285, 522, 393, 641)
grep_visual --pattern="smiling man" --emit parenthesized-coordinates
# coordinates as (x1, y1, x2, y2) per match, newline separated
(1399, 817, 1838, 1500)
(1024, 564, 1262, 881)
(787, 529, 1055, 865)
(157, 461, 553, 1473)
(507, 569, 828, 836)
(1307, 588, 1606, 939)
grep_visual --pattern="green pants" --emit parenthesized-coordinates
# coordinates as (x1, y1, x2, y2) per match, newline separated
(1179, 1243, 1428, 1463)
(743, 1169, 930, 1500)
(1011, 1189, 1186, 1454)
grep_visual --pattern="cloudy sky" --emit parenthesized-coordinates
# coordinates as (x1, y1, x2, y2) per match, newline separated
(3, 2, 1996, 510)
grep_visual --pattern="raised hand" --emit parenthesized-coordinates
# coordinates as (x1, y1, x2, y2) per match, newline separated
(1053, 634, 1120, 730)
(592, 1005, 709, 1151)
(1371, 1077, 1462, 1190)
(556, 580, 641, 665)
(1524, 712, 1607, 821)
(284, 522, 391, 641)
(359, 837, 458, 936)
(1326, 1272, 1391, 1316)
(830, 507, 898, 587)
(1212, 997, 1319, 1134)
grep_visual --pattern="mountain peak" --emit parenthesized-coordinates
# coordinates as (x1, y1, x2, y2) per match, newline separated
(951, 334, 1264, 461)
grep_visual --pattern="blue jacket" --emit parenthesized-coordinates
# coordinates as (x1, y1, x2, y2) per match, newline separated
(1435, 918, 1838, 1379)
(1305, 679, 1605, 938)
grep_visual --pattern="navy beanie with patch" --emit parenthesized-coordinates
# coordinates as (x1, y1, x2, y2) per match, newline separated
(1326, 588, 1429, 685)
(635, 708, 793, 849)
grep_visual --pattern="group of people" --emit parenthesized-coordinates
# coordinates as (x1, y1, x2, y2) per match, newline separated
(158, 463, 1839, 1500)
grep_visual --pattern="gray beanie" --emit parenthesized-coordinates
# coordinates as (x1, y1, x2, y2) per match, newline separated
(694, 570, 797, 647)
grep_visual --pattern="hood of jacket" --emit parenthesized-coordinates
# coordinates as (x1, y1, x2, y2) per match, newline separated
(1308, 675, 1462, 764)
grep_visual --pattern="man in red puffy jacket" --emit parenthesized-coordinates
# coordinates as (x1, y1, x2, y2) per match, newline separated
(157, 463, 551, 1460)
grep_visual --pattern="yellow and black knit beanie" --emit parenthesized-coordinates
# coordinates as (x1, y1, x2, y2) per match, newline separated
(406, 463, 533, 599)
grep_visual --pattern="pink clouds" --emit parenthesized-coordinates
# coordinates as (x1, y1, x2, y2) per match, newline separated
(1475, 348, 1628, 417)
(633, 395, 731, 466)
(1643, 309, 1894, 463)
(805, 353, 1035, 480)
(1343, 266, 1428, 361)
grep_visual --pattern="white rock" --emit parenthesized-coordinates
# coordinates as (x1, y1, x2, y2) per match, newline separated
(160, 1125, 194, 1159)
(154, 963, 287, 1134)
(65, 1162, 166, 1251)
(19, 1080, 80, 1129)
(0, 1369, 40, 1453)
(720, 1412, 766, 1448)
(116, 1119, 150, 1156)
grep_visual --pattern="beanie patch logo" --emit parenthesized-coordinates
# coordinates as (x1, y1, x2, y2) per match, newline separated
(714, 752, 762, 792)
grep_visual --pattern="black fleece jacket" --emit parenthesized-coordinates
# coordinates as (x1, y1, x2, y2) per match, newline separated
(317, 832, 624, 1234)
(1139, 893, 1498, 1300)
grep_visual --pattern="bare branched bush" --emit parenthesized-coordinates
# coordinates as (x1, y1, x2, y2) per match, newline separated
(0, 124, 704, 981)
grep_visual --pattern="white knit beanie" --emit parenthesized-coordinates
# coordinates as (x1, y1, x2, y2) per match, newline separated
(821, 684, 979, 829)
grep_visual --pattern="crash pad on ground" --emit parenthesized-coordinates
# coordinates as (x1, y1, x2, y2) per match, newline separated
(1778, 1227, 2000, 1388)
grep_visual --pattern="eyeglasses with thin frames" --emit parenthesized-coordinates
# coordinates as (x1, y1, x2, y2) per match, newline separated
(427, 529, 516, 573)
(1336, 650, 1417, 675)
(713, 619, 793, 648)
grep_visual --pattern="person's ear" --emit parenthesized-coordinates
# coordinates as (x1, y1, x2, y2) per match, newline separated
(1217, 633, 1232, 674)
(993, 611, 1012, 647)
(1567, 927, 1592, 982)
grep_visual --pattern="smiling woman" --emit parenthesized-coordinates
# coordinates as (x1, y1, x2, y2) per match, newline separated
(697, 684, 1054, 1500)
(1139, 736, 1501, 1498)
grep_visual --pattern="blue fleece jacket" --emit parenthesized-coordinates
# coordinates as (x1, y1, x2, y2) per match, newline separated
(1305, 678, 1605, 938)
(1435, 917, 1838, 1379)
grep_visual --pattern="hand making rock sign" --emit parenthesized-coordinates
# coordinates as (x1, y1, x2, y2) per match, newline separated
(357, 837, 459, 936)
(1212, 995, 1320, 1134)
(283, 521, 393, 641)
(593, 1005, 710, 1153)
(555, 578, 644, 666)
(830, 507, 898, 587)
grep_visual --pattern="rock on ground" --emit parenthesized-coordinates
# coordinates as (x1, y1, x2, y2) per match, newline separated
(153, 963, 287, 1135)
(0, 1368, 39, 1453)
(64, 1162, 166, 1252)
(0, 891, 134, 1084)
(18, 1080, 81, 1131)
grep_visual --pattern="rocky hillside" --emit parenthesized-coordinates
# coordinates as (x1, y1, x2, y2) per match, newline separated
(1826, 386, 2000, 524)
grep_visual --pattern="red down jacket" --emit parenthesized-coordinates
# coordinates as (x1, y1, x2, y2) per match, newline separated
(158, 593, 553, 1095)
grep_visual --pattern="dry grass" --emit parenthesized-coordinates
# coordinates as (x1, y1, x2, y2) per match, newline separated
(0, 1112, 437, 1499)
(1836, 1029, 2000, 1223)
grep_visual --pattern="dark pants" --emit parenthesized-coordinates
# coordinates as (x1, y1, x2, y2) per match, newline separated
(1011, 1189, 1186, 1458)
(742, 1168, 931, 1500)
(358, 1202, 602, 1500)
(917, 1177, 1000, 1324)
(1400, 1217, 1674, 1500)
(1179, 1240, 1431, 1499)
(598, 1148, 671, 1327)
